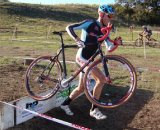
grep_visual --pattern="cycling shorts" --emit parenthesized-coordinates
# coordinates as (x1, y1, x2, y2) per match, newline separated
(76, 45, 98, 71)
(76, 45, 98, 66)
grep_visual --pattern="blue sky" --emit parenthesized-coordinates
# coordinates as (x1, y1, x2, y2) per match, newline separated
(10, 0, 115, 5)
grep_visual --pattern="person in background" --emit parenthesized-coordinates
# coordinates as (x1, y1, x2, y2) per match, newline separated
(140, 25, 152, 39)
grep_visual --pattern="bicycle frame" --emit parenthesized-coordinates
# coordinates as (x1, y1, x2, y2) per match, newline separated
(25, 30, 137, 107)
(139, 34, 151, 42)
(52, 31, 109, 87)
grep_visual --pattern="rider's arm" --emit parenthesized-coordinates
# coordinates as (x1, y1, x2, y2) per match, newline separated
(140, 31, 143, 35)
(66, 20, 92, 42)
(105, 36, 114, 43)
(104, 36, 114, 47)
(99, 23, 113, 42)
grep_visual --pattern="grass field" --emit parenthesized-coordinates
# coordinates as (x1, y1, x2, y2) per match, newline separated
(0, 2, 160, 100)
(0, 2, 160, 130)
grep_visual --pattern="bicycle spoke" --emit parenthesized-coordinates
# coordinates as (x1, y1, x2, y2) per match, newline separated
(84, 55, 137, 108)
(25, 56, 62, 100)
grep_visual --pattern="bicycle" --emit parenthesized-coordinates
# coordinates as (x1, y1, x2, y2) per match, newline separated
(135, 34, 157, 47)
(25, 29, 137, 109)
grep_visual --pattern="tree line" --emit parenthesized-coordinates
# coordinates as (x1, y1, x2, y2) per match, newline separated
(114, 0, 160, 25)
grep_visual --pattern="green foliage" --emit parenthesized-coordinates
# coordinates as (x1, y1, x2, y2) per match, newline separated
(114, 3, 160, 25)
(0, 0, 9, 2)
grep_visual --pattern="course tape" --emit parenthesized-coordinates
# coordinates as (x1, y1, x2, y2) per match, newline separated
(0, 101, 91, 130)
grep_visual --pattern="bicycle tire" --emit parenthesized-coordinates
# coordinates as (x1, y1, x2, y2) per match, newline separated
(135, 38, 143, 47)
(83, 55, 137, 109)
(25, 56, 63, 101)
(148, 38, 157, 47)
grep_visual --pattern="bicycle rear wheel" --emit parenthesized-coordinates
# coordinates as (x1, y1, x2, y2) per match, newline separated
(25, 56, 63, 100)
(84, 55, 137, 109)
(148, 38, 157, 47)
(135, 38, 143, 47)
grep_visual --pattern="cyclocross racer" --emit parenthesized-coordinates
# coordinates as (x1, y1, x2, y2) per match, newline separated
(60, 4, 122, 120)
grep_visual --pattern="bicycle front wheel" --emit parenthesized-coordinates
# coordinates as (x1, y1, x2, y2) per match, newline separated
(135, 38, 143, 47)
(84, 55, 137, 109)
(25, 56, 63, 101)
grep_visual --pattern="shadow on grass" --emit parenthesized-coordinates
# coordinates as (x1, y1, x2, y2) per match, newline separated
(10, 88, 154, 130)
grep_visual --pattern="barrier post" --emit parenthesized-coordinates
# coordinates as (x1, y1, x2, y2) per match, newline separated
(129, 25, 134, 41)
(143, 36, 147, 59)
(46, 25, 52, 39)
(132, 30, 133, 41)
(11, 25, 18, 41)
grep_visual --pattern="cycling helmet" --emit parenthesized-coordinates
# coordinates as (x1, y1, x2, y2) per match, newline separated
(98, 5, 115, 15)
(142, 25, 147, 29)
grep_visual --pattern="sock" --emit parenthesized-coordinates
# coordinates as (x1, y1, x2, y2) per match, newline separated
(90, 104, 97, 111)
(61, 97, 72, 106)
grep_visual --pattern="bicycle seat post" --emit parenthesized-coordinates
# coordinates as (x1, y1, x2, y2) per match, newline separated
(53, 31, 76, 79)
(59, 33, 67, 78)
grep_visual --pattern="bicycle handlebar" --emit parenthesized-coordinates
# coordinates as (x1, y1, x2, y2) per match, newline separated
(98, 26, 112, 42)
(98, 34, 108, 42)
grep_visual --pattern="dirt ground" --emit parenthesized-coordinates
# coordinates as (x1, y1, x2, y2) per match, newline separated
(0, 47, 160, 130)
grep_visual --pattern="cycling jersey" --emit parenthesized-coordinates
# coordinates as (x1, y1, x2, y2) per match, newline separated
(67, 19, 102, 46)
(66, 19, 113, 65)
(143, 28, 152, 36)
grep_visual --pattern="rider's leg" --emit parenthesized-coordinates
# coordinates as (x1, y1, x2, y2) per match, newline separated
(89, 67, 107, 120)
(69, 67, 106, 104)
(69, 72, 85, 99)
(146, 35, 149, 40)
(60, 72, 85, 115)
(61, 48, 88, 115)
(91, 67, 107, 100)
(61, 72, 84, 105)
(61, 48, 106, 119)
(68, 48, 91, 99)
